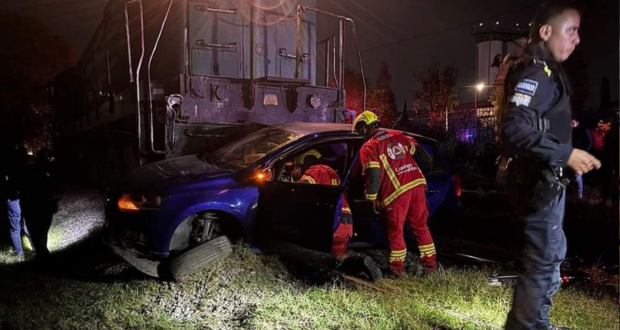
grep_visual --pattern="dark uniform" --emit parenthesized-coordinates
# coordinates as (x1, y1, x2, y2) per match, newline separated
(21, 155, 58, 258)
(498, 48, 573, 330)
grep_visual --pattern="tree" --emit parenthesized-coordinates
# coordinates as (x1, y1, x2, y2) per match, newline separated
(0, 11, 77, 150)
(342, 67, 366, 115)
(365, 89, 397, 127)
(342, 63, 397, 127)
(372, 61, 398, 126)
(411, 63, 459, 129)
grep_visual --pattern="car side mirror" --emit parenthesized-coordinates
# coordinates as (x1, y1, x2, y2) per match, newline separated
(255, 168, 272, 182)
(239, 168, 273, 185)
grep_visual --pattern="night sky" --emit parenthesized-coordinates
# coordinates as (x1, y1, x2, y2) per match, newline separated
(1, 0, 617, 107)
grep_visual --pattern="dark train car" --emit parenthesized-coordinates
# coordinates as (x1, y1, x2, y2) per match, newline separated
(50, 0, 362, 182)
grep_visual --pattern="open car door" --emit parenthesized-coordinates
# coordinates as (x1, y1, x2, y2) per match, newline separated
(255, 181, 344, 253)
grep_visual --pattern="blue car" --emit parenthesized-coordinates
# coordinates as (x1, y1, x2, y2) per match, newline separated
(105, 123, 460, 279)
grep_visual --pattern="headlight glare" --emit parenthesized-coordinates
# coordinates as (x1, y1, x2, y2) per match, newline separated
(117, 193, 170, 212)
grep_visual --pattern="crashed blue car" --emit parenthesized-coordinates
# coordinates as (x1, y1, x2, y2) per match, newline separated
(105, 123, 460, 279)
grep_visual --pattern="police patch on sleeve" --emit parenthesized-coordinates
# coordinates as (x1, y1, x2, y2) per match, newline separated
(511, 93, 532, 107)
(515, 78, 539, 97)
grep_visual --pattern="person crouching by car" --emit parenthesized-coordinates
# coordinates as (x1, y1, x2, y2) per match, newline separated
(292, 149, 382, 282)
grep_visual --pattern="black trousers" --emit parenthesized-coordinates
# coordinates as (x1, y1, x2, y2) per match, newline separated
(23, 208, 54, 256)
(505, 188, 567, 330)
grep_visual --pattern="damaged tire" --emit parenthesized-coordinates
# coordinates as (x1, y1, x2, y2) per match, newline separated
(169, 236, 233, 281)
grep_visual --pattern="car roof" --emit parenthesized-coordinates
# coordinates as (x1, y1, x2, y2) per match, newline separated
(276, 122, 437, 144)
(278, 122, 353, 135)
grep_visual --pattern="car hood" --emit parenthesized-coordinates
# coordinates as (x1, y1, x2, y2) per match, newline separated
(119, 155, 234, 191)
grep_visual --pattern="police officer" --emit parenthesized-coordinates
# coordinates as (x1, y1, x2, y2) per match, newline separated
(497, 2, 601, 329)
(353, 111, 436, 277)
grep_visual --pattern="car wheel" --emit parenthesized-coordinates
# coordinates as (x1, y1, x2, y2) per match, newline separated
(169, 236, 233, 281)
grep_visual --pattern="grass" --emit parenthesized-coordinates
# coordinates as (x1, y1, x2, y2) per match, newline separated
(0, 185, 617, 329)
(251, 266, 618, 330)
(0, 244, 618, 330)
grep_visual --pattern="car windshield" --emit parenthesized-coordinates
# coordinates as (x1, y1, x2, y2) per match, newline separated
(206, 127, 302, 170)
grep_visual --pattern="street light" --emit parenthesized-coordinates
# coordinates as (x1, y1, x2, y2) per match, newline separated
(451, 83, 490, 134)
(474, 82, 489, 117)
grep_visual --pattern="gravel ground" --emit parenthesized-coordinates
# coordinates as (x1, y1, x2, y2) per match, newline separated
(138, 246, 307, 329)
(47, 185, 105, 252)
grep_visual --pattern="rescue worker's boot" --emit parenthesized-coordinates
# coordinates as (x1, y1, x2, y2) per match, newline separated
(387, 260, 405, 278)
(381, 268, 402, 279)
(420, 255, 437, 274)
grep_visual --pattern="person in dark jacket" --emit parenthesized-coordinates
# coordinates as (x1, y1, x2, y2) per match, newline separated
(497, 2, 601, 329)
(2, 146, 32, 258)
(21, 150, 59, 259)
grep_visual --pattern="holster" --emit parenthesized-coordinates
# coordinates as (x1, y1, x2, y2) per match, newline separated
(495, 155, 513, 189)
(528, 167, 570, 211)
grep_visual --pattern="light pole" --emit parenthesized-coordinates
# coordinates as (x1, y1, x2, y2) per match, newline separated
(474, 82, 485, 116)
(474, 83, 487, 134)
(453, 83, 489, 140)
(445, 106, 449, 133)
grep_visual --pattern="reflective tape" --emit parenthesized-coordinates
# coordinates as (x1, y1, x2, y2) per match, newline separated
(381, 178, 426, 208)
(363, 162, 381, 170)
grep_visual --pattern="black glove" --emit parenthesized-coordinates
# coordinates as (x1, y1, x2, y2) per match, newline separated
(339, 213, 353, 224)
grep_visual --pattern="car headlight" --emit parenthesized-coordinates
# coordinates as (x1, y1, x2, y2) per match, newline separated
(117, 193, 170, 212)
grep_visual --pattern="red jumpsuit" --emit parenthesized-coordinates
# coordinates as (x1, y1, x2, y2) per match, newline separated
(299, 165, 353, 259)
(359, 129, 436, 274)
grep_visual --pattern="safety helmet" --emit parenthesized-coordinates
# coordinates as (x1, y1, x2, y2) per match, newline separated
(352, 111, 381, 135)
(294, 149, 321, 166)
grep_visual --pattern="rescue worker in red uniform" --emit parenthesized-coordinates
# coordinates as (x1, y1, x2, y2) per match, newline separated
(292, 149, 383, 282)
(292, 149, 353, 259)
(353, 111, 437, 276)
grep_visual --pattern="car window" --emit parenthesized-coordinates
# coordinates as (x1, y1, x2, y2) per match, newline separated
(208, 127, 301, 170)
(402, 133, 446, 176)
(420, 142, 447, 175)
(414, 143, 433, 175)
(275, 141, 349, 185)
